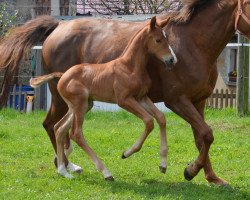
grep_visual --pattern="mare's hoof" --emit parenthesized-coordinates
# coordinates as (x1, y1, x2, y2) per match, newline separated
(105, 176, 114, 181)
(206, 176, 229, 186)
(159, 166, 167, 174)
(121, 152, 127, 159)
(184, 167, 194, 181)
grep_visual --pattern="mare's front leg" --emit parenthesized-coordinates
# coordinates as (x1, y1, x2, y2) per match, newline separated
(192, 100, 228, 185)
(140, 97, 167, 173)
(117, 97, 155, 159)
(167, 96, 214, 181)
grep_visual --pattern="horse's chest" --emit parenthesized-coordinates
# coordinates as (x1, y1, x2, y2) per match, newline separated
(131, 74, 151, 97)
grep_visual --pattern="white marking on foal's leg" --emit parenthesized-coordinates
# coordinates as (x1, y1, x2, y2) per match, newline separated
(67, 162, 83, 173)
(64, 140, 82, 172)
(168, 45, 178, 64)
(102, 168, 113, 179)
(58, 164, 73, 179)
(64, 143, 83, 173)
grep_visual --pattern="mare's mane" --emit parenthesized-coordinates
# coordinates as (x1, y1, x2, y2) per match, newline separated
(168, 0, 214, 24)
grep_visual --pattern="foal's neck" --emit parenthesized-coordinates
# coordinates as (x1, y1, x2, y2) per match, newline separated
(120, 27, 149, 73)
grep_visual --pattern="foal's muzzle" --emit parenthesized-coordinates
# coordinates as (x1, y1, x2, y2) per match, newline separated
(164, 57, 175, 69)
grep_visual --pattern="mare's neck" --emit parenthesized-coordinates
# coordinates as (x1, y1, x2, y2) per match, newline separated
(120, 27, 149, 73)
(178, 0, 237, 62)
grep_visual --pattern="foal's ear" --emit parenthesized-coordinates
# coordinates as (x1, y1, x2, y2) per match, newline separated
(150, 16, 157, 30)
(244, 0, 250, 4)
(159, 17, 171, 28)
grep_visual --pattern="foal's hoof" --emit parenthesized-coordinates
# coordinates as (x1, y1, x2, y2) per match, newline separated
(105, 176, 114, 181)
(159, 166, 167, 174)
(184, 167, 195, 181)
(121, 152, 127, 159)
(67, 162, 83, 174)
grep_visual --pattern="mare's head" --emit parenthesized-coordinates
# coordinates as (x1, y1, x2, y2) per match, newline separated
(236, 0, 250, 37)
(147, 16, 177, 69)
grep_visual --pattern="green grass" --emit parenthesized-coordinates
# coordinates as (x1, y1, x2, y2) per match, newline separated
(0, 108, 249, 199)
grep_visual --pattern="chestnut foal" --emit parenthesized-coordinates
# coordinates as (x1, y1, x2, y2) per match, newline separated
(30, 16, 177, 180)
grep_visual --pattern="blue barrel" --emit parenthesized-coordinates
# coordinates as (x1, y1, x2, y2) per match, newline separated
(9, 85, 34, 110)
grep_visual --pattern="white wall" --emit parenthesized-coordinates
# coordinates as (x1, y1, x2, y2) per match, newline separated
(51, 0, 60, 16)
(46, 93, 170, 112)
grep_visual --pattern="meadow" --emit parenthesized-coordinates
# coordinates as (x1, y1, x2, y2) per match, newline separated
(0, 108, 249, 199)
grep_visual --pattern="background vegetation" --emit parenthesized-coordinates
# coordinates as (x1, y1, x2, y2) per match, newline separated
(0, 2, 18, 36)
(0, 108, 249, 199)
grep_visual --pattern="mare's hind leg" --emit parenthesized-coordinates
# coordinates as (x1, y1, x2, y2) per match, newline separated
(54, 110, 74, 178)
(192, 100, 228, 185)
(117, 97, 155, 158)
(140, 97, 167, 174)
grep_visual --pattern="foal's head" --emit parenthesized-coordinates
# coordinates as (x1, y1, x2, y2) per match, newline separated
(147, 16, 177, 69)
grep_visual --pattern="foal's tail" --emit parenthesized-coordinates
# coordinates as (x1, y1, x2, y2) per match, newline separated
(30, 72, 63, 88)
(0, 15, 59, 108)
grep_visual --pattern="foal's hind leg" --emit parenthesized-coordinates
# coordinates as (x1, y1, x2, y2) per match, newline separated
(117, 97, 155, 159)
(65, 100, 93, 173)
(140, 97, 168, 174)
(54, 110, 74, 178)
(43, 83, 82, 172)
(68, 94, 113, 180)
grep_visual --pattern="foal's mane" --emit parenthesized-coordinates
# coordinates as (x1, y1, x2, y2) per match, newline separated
(168, 0, 213, 24)
(120, 25, 149, 57)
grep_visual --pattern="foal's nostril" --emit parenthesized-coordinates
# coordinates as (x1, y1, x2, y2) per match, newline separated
(165, 57, 175, 66)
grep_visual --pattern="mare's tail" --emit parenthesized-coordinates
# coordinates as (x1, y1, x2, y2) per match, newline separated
(0, 15, 59, 108)
(30, 72, 63, 88)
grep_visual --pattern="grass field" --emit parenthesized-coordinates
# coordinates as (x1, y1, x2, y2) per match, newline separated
(0, 108, 249, 199)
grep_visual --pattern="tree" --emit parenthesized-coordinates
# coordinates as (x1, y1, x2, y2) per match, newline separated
(78, 0, 171, 15)
(0, 2, 18, 37)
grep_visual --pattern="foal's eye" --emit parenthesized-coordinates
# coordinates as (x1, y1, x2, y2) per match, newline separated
(156, 39, 161, 43)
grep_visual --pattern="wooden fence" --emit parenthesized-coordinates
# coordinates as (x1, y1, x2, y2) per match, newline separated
(206, 89, 236, 109)
(6, 84, 34, 112)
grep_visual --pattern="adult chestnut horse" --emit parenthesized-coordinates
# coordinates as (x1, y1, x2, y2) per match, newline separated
(1, 0, 250, 185)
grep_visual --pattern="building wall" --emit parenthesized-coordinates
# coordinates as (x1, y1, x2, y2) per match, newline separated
(216, 47, 237, 92)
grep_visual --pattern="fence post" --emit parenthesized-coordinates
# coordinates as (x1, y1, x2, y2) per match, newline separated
(225, 89, 229, 108)
(220, 89, 223, 109)
(244, 39, 249, 114)
(215, 89, 219, 109)
(33, 49, 46, 110)
(237, 35, 249, 116)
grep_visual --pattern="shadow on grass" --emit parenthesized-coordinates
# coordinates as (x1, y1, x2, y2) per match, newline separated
(82, 175, 249, 199)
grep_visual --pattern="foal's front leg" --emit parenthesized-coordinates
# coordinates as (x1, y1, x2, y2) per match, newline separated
(140, 97, 168, 174)
(117, 97, 155, 158)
